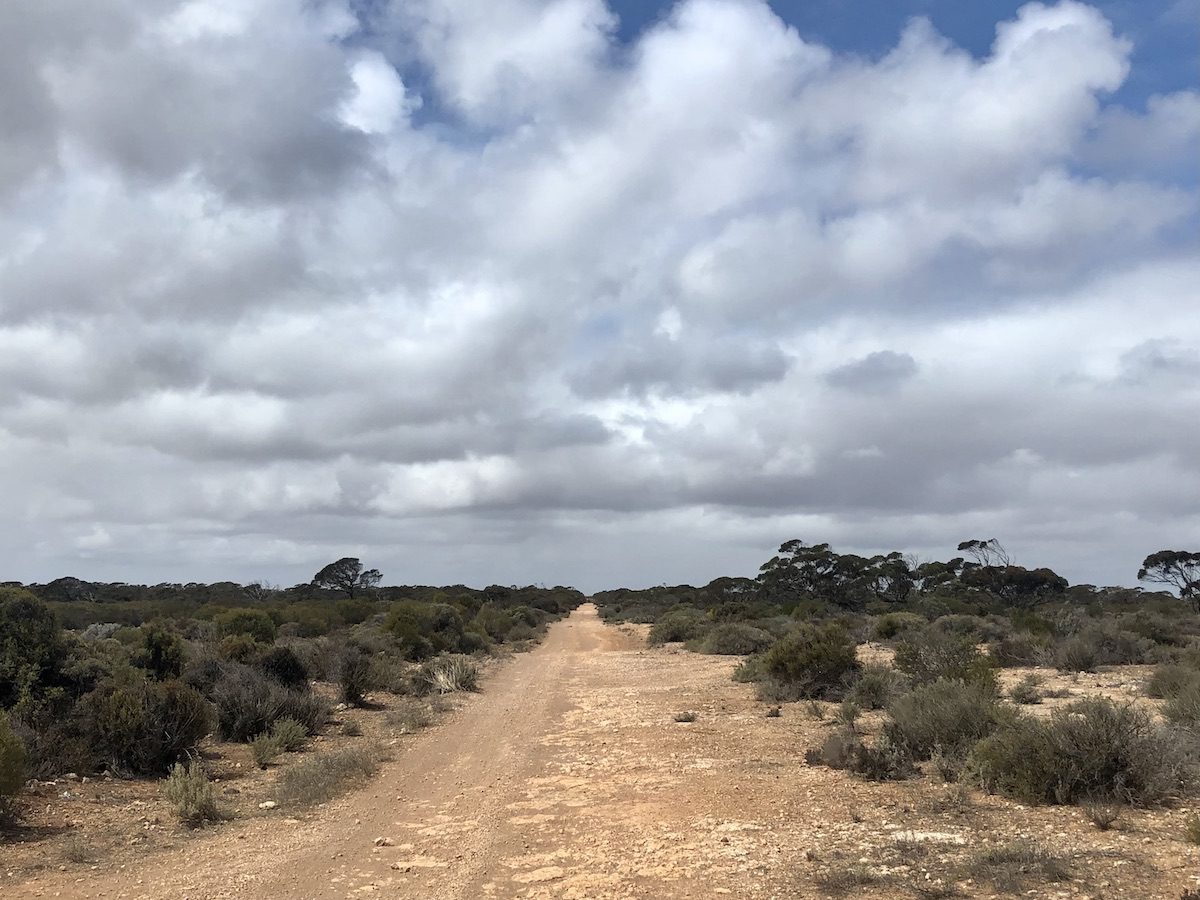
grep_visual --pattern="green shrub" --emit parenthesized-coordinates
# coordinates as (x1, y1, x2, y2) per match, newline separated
(0, 711, 26, 802)
(693, 622, 775, 655)
(132, 625, 185, 680)
(218, 633, 262, 662)
(871, 612, 926, 641)
(847, 663, 908, 710)
(211, 665, 328, 742)
(75, 678, 213, 775)
(893, 629, 997, 690)
(648, 609, 707, 646)
(0, 588, 64, 708)
(271, 717, 308, 752)
(250, 732, 283, 768)
(760, 623, 860, 701)
(255, 646, 309, 690)
(214, 608, 276, 643)
(883, 678, 1006, 761)
(163, 759, 218, 825)
(966, 698, 1195, 806)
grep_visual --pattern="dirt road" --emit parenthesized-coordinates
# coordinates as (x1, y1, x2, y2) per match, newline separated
(13, 604, 785, 899)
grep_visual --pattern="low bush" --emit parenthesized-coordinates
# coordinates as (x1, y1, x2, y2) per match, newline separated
(871, 612, 926, 642)
(163, 759, 218, 825)
(251, 732, 283, 768)
(966, 698, 1195, 806)
(647, 609, 707, 646)
(847, 663, 908, 710)
(417, 655, 480, 694)
(893, 629, 997, 690)
(989, 632, 1048, 667)
(273, 745, 378, 808)
(338, 647, 374, 706)
(1164, 681, 1200, 730)
(211, 665, 328, 742)
(967, 840, 1069, 893)
(75, 678, 213, 775)
(806, 728, 914, 781)
(271, 717, 308, 752)
(883, 678, 1006, 761)
(693, 622, 774, 655)
(1009, 674, 1044, 705)
(386, 698, 434, 733)
(255, 646, 309, 690)
(1054, 635, 1099, 673)
(759, 623, 860, 701)
(1147, 664, 1200, 700)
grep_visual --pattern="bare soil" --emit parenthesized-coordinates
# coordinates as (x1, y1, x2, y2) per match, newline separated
(5, 604, 1199, 898)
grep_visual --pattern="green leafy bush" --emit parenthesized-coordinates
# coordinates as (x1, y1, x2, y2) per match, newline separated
(75, 678, 213, 775)
(0, 588, 64, 708)
(759, 623, 860, 701)
(966, 698, 1195, 806)
(883, 678, 1006, 761)
(893, 629, 997, 690)
(132, 625, 185, 680)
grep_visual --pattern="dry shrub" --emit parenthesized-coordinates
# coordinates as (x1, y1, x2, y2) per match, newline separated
(386, 698, 433, 733)
(967, 698, 1196, 806)
(417, 655, 480, 694)
(883, 678, 1006, 761)
(273, 745, 379, 808)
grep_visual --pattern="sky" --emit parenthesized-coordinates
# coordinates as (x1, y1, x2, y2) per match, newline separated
(0, 0, 1197, 593)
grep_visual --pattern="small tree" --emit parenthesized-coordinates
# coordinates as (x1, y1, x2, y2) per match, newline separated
(957, 539, 1013, 568)
(311, 558, 382, 600)
(1138, 550, 1200, 610)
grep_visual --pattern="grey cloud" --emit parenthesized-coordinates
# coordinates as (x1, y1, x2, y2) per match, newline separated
(825, 351, 918, 391)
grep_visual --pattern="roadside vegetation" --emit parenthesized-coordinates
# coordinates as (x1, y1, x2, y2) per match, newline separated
(598, 538, 1200, 895)
(0, 560, 581, 832)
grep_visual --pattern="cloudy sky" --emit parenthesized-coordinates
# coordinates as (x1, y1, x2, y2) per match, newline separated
(1, 0, 1197, 592)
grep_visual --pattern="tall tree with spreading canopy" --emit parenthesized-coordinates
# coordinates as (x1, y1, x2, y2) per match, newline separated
(1138, 550, 1200, 610)
(311, 557, 382, 600)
